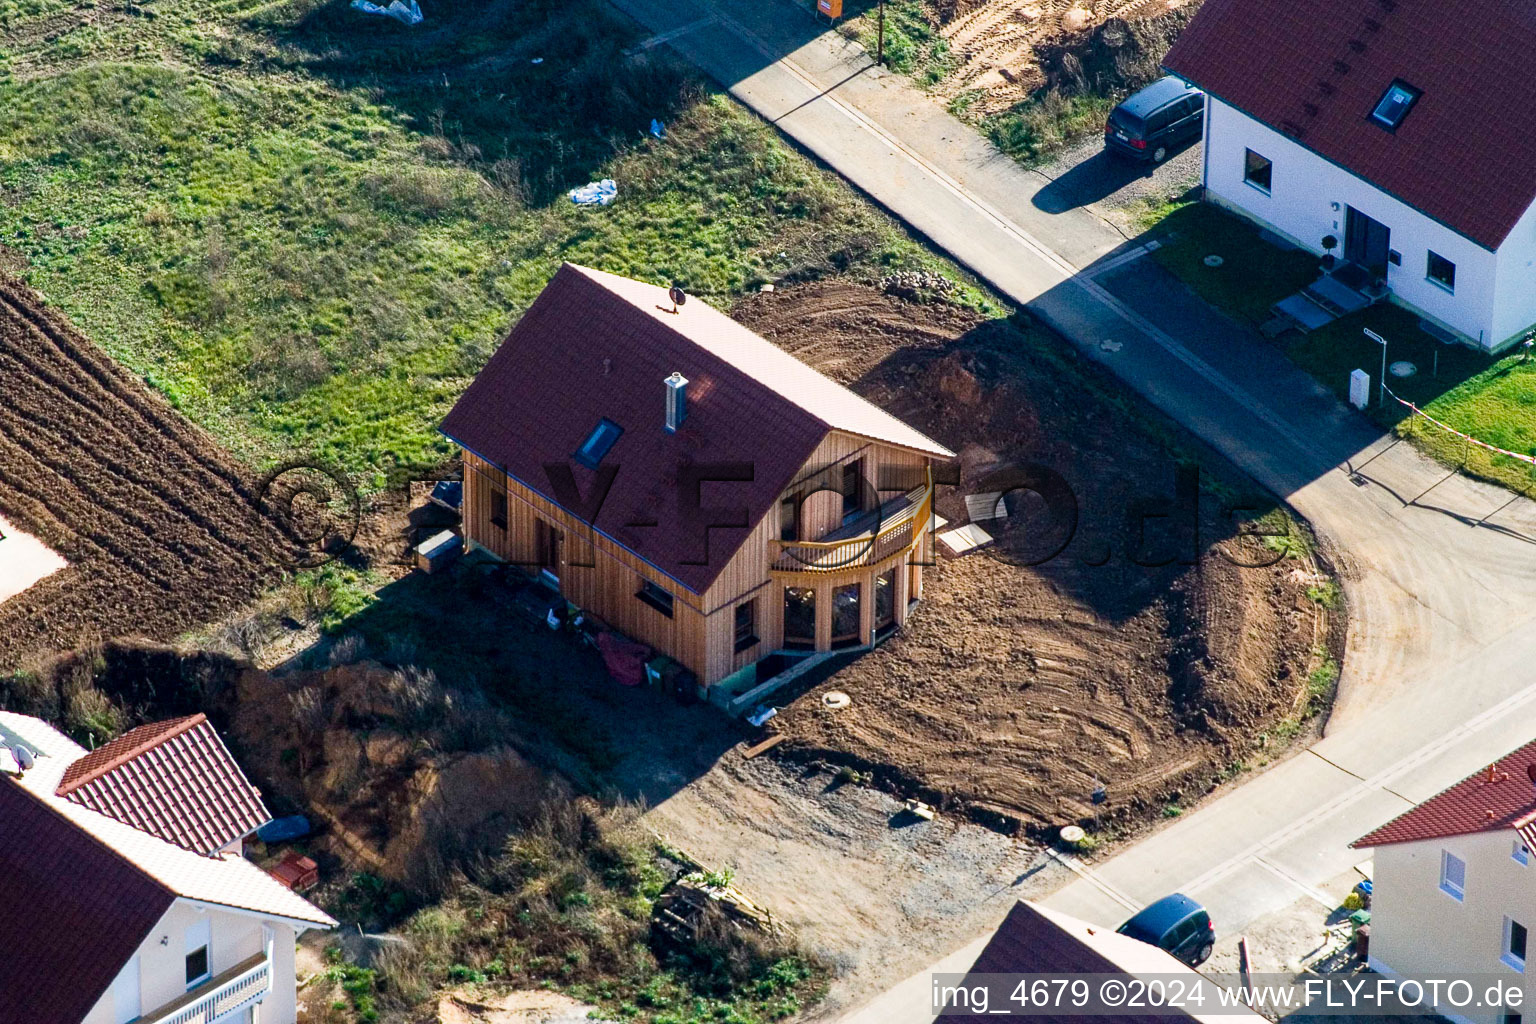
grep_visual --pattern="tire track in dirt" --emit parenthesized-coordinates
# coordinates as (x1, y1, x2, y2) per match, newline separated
(0, 277, 286, 669)
(934, 0, 1198, 113)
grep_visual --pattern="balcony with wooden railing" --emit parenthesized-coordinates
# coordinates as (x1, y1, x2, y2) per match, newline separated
(145, 941, 272, 1024)
(771, 476, 932, 576)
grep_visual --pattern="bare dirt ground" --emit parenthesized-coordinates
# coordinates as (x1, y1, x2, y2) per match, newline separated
(734, 282, 1335, 830)
(0, 277, 287, 670)
(932, 0, 1200, 113)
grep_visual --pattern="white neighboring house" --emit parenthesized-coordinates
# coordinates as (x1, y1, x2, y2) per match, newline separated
(1353, 740, 1536, 1024)
(1165, 0, 1536, 351)
(0, 711, 335, 1024)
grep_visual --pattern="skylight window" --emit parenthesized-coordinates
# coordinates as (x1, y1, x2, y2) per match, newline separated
(574, 418, 623, 469)
(1370, 81, 1420, 131)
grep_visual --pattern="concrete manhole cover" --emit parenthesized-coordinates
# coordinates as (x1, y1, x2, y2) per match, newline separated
(1203, 254, 1225, 267)
(1390, 361, 1418, 378)
(822, 690, 851, 710)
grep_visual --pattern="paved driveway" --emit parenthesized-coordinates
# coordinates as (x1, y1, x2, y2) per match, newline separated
(603, 0, 1536, 1014)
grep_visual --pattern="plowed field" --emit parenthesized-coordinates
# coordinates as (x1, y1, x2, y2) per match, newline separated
(0, 278, 283, 669)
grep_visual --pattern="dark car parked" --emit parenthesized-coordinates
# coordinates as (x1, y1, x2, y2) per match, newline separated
(1104, 76, 1205, 163)
(1116, 893, 1215, 966)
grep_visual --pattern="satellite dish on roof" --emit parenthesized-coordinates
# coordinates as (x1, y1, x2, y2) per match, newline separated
(668, 284, 686, 313)
(11, 745, 33, 772)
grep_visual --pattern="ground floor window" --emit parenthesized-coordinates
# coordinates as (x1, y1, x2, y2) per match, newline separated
(1243, 149, 1272, 193)
(1505, 917, 1528, 972)
(1427, 251, 1456, 292)
(636, 580, 674, 618)
(734, 599, 758, 652)
(875, 569, 896, 627)
(831, 582, 862, 648)
(784, 587, 816, 649)
(490, 488, 508, 529)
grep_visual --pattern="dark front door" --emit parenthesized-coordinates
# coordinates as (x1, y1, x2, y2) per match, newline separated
(1345, 206, 1391, 275)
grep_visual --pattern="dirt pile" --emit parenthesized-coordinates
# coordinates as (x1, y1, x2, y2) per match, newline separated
(733, 282, 1334, 829)
(0, 277, 286, 670)
(935, 0, 1201, 115)
(231, 659, 566, 894)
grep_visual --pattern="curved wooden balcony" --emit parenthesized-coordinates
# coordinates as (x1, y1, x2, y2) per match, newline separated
(771, 478, 932, 576)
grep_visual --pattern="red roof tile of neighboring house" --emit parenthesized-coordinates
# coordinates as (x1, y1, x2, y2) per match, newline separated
(440, 264, 953, 595)
(57, 713, 270, 855)
(1165, 0, 1536, 250)
(0, 777, 175, 1024)
(1354, 738, 1536, 849)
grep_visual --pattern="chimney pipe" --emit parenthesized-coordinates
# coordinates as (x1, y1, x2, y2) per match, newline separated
(665, 372, 688, 433)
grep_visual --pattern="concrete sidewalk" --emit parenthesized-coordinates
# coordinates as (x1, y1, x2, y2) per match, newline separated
(604, 0, 1536, 1017)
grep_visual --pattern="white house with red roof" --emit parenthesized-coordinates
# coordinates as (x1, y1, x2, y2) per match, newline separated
(0, 711, 334, 1024)
(1166, 0, 1536, 351)
(1353, 739, 1536, 1023)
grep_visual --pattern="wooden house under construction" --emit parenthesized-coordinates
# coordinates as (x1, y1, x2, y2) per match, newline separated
(440, 264, 954, 696)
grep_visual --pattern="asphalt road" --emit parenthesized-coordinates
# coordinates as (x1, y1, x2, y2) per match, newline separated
(602, 0, 1536, 1015)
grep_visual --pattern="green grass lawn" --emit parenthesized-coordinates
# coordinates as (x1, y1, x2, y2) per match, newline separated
(1145, 202, 1536, 495)
(0, 0, 990, 484)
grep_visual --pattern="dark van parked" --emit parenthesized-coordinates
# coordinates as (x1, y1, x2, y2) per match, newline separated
(1104, 76, 1205, 163)
(1116, 893, 1215, 966)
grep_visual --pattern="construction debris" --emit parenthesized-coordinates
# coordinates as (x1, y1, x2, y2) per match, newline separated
(937, 523, 994, 556)
(904, 798, 936, 821)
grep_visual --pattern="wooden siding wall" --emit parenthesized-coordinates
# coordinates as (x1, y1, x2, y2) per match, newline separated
(462, 433, 934, 688)
(463, 451, 709, 681)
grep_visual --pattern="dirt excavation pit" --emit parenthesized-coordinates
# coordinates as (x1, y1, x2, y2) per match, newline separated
(933, 0, 1201, 114)
(733, 281, 1337, 830)
(0, 515, 67, 605)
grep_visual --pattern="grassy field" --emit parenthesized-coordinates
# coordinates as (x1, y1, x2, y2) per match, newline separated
(0, 0, 989, 483)
(1145, 202, 1536, 496)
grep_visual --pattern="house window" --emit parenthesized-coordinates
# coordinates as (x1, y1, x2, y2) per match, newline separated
(1427, 251, 1456, 293)
(1516, 839, 1530, 866)
(842, 459, 865, 521)
(185, 917, 211, 988)
(1244, 149, 1272, 193)
(1505, 917, 1528, 972)
(636, 580, 674, 618)
(573, 418, 623, 470)
(490, 488, 508, 530)
(1505, 1013, 1522, 1024)
(734, 600, 758, 653)
(1440, 849, 1466, 901)
(1371, 80, 1421, 131)
(780, 496, 799, 541)
(831, 582, 862, 648)
(784, 587, 816, 650)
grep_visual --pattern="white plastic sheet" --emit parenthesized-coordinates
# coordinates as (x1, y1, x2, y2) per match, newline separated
(350, 0, 422, 25)
(568, 178, 618, 206)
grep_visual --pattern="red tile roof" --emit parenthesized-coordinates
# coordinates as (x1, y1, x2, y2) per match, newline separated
(1354, 738, 1536, 848)
(440, 264, 952, 595)
(57, 713, 270, 856)
(0, 777, 174, 1024)
(1165, 0, 1536, 250)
